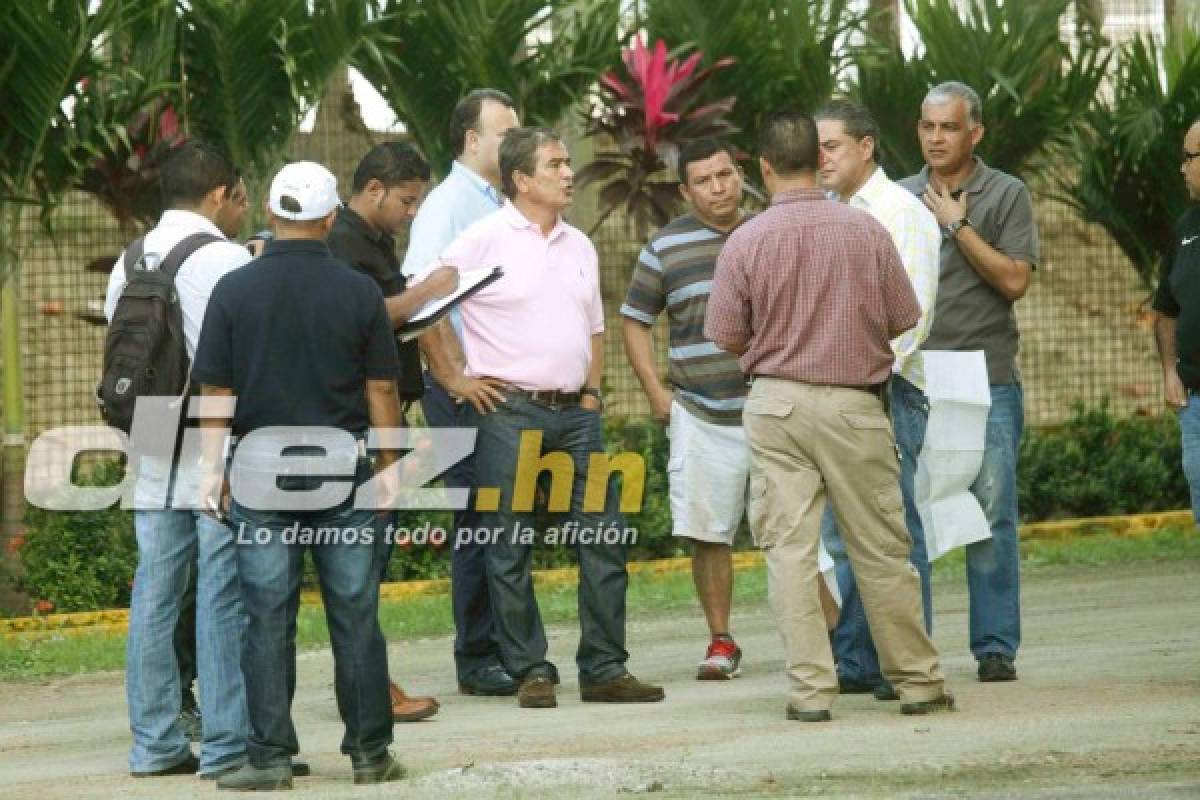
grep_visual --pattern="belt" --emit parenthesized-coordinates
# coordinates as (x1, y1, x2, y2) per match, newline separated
(501, 386, 583, 408)
(751, 375, 886, 396)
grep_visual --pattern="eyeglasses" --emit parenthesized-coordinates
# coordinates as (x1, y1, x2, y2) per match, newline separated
(1185, 149, 1200, 164)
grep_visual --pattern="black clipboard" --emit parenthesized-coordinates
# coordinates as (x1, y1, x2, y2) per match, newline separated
(397, 265, 503, 341)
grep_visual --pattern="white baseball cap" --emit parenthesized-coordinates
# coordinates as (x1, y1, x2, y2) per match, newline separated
(268, 161, 339, 220)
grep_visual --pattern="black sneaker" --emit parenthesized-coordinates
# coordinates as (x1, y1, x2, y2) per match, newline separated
(215, 762, 292, 791)
(873, 681, 899, 701)
(203, 760, 310, 780)
(458, 664, 519, 696)
(352, 752, 407, 785)
(786, 706, 832, 723)
(977, 653, 1017, 682)
(131, 753, 199, 777)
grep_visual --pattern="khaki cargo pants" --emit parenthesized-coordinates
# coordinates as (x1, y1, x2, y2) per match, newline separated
(744, 377, 945, 712)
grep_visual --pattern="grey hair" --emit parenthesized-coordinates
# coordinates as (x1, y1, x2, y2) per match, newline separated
(924, 81, 983, 126)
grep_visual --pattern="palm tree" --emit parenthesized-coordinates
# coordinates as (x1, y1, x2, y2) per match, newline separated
(1053, 26, 1200, 287)
(853, 0, 1109, 180)
(353, 0, 620, 177)
(0, 1, 159, 544)
(176, 0, 391, 201)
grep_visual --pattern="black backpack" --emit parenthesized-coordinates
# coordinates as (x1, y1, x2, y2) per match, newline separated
(97, 232, 222, 433)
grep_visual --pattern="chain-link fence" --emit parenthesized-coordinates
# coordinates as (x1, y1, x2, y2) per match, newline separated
(0, 0, 1181, 441)
(0, 150, 1166, 444)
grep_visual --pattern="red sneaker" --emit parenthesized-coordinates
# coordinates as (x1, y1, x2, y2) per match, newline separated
(697, 637, 742, 680)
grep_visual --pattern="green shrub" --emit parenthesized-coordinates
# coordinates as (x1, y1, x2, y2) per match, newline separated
(1017, 402, 1188, 521)
(19, 461, 137, 613)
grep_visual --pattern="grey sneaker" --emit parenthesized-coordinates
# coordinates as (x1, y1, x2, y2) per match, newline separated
(900, 691, 957, 716)
(352, 752, 407, 785)
(215, 762, 293, 791)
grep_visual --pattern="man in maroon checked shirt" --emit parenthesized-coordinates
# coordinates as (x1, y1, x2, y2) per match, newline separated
(704, 109, 955, 723)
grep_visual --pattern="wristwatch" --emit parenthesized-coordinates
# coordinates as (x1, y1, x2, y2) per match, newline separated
(581, 386, 604, 409)
(944, 216, 972, 239)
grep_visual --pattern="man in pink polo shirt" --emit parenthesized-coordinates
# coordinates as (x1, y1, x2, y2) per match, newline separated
(428, 126, 664, 709)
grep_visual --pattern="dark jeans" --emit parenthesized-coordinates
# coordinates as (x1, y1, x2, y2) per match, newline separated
(175, 564, 197, 706)
(422, 371, 501, 680)
(230, 492, 391, 768)
(468, 392, 630, 684)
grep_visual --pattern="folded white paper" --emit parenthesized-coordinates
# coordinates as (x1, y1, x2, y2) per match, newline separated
(915, 350, 993, 561)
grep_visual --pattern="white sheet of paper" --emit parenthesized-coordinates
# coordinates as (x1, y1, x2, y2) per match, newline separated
(916, 351, 993, 561)
(818, 537, 841, 607)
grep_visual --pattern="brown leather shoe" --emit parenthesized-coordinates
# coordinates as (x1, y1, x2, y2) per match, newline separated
(517, 675, 557, 708)
(390, 680, 439, 722)
(580, 672, 665, 703)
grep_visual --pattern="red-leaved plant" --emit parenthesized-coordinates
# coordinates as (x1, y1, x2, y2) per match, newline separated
(576, 36, 737, 237)
(76, 97, 186, 238)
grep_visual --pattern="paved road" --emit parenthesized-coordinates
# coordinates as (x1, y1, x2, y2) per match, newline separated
(1, 560, 1197, 799)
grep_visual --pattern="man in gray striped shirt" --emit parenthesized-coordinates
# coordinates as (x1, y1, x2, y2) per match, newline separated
(621, 138, 751, 680)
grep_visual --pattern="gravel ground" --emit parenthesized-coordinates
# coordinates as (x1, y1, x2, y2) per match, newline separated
(0, 560, 1197, 799)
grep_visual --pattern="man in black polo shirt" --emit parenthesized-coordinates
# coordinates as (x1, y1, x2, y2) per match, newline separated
(325, 142, 457, 723)
(193, 161, 406, 789)
(1154, 118, 1200, 520)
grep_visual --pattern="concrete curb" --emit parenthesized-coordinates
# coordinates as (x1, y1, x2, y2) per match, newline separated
(2, 511, 1192, 640)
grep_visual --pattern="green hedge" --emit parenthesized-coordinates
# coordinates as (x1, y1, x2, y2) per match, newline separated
(1017, 402, 1188, 521)
(13, 404, 1190, 613)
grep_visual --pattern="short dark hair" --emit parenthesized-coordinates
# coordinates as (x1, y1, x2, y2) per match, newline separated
(449, 88, 516, 157)
(758, 110, 819, 176)
(351, 141, 430, 193)
(677, 138, 739, 185)
(160, 140, 238, 208)
(498, 126, 562, 199)
(814, 98, 881, 164)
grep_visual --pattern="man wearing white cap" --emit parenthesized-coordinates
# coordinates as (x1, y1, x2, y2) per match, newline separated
(193, 161, 407, 788)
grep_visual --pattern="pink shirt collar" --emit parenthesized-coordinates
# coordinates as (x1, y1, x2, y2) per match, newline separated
(499, 200, 570, 241)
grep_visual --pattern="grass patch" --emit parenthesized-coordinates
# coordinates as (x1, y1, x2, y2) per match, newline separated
(1, 526, 1195, 682)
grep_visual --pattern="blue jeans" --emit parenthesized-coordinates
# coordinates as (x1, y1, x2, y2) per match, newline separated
(126, 510, 248, 774)
(469, 393, 630, 684)
(230, 496, 392, 768)
(422, 371, 501, 681)
(1178, 394, 1200, 522)
(965, 382, 1024, 661)
(821, 376, 932, 685)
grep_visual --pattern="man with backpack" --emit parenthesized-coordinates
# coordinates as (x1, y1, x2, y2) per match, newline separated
(102, 140, 252, 778)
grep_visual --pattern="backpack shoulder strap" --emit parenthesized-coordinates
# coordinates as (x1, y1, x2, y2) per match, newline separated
(159, 232, 224, 281)
(122, 237, 146, 273)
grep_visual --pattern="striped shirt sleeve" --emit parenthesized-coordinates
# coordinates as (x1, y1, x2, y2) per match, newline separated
(619, 244, 666, 325)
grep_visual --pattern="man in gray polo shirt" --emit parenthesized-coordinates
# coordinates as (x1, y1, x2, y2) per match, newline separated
(898, 81, 1039, 684)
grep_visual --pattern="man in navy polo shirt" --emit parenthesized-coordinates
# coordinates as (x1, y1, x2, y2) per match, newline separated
(193, 161, 406, 789)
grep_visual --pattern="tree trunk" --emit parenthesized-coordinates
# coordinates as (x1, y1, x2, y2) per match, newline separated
(867, 0, 900, 48)
(0, 270, 28, 609)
